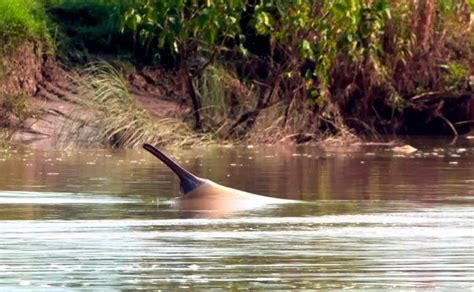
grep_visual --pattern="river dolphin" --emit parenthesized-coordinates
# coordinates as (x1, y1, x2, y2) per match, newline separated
(143, 143, 295, 216)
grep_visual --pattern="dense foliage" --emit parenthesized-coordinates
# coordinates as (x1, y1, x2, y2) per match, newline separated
(120, 0, 472, 139)
(0, 0, 49, 44)
(1, 0, 473, 146)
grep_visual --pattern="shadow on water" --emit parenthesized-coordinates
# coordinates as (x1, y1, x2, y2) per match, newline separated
(0, 138, 473, 289)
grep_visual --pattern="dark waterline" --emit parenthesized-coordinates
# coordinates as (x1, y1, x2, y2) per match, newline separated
(0, 138, 473, 289)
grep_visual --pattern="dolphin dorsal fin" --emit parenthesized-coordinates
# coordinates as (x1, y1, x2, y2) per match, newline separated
(143, 144, 204, 195)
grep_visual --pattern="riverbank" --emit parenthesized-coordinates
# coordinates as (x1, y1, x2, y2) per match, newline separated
(1, 1, 473, 149)
(1, 49, 189, 149)
(0, 39, 359, 149)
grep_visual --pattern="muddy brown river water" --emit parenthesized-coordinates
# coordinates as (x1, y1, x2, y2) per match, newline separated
(0, 138, 473, 289)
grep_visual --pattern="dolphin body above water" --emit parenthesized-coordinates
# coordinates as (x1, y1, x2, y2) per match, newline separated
(143, 143, 296, 216)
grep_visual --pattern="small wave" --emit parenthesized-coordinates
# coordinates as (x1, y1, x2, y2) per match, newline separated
(0, 191, 137, 205)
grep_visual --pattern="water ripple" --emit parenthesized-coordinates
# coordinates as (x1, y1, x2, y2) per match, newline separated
(0, 191, 137, 204)
(0, 208, 473, 289)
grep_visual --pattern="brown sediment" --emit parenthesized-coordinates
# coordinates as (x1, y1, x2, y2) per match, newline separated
(0, 41, 45, 98)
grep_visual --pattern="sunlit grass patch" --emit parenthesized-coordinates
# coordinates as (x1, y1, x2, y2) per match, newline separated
(0, 0, 49, 43)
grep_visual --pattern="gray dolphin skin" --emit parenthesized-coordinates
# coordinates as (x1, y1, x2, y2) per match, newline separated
(143, 143, 296, 216)
(143, 143, 204, 195)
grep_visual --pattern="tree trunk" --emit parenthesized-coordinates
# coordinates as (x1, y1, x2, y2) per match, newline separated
(180, 62, 202, 131)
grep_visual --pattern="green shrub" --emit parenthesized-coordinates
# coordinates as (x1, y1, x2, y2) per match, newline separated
(441, 62, 469, 90)
(44, 0, 128, 59)
(0, 0, 49, 43)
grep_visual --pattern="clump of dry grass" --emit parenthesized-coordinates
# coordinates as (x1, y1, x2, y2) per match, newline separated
(61, 62, 208, 148)
(243, 97, 359, 144)
(194, 64, 358, 144)
(0, 92, 33, 141)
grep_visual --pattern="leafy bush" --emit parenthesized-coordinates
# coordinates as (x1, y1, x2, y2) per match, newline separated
(441, 62, 469, 90)
(120, 0, 472, 138)
(44, 0, 126, 54)
(0, 0, 49, 43)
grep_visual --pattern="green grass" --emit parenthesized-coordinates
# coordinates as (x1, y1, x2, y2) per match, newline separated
(0, 0, 49, 43)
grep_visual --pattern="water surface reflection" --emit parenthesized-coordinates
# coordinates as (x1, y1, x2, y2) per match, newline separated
(0, 139, 473, 289)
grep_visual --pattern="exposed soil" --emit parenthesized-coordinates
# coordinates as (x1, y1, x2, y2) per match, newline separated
(127, 67, 186, 119)
(1, 41, 184, 149)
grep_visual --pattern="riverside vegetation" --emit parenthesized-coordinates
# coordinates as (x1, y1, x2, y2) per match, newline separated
(0, 0, 473, 148)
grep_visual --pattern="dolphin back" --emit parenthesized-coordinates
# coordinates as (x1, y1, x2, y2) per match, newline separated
(143, 144, 204, 195)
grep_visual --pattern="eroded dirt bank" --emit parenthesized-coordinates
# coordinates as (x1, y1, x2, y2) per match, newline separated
(1, 41, 473, 149)
(0, 41, 185, 149)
